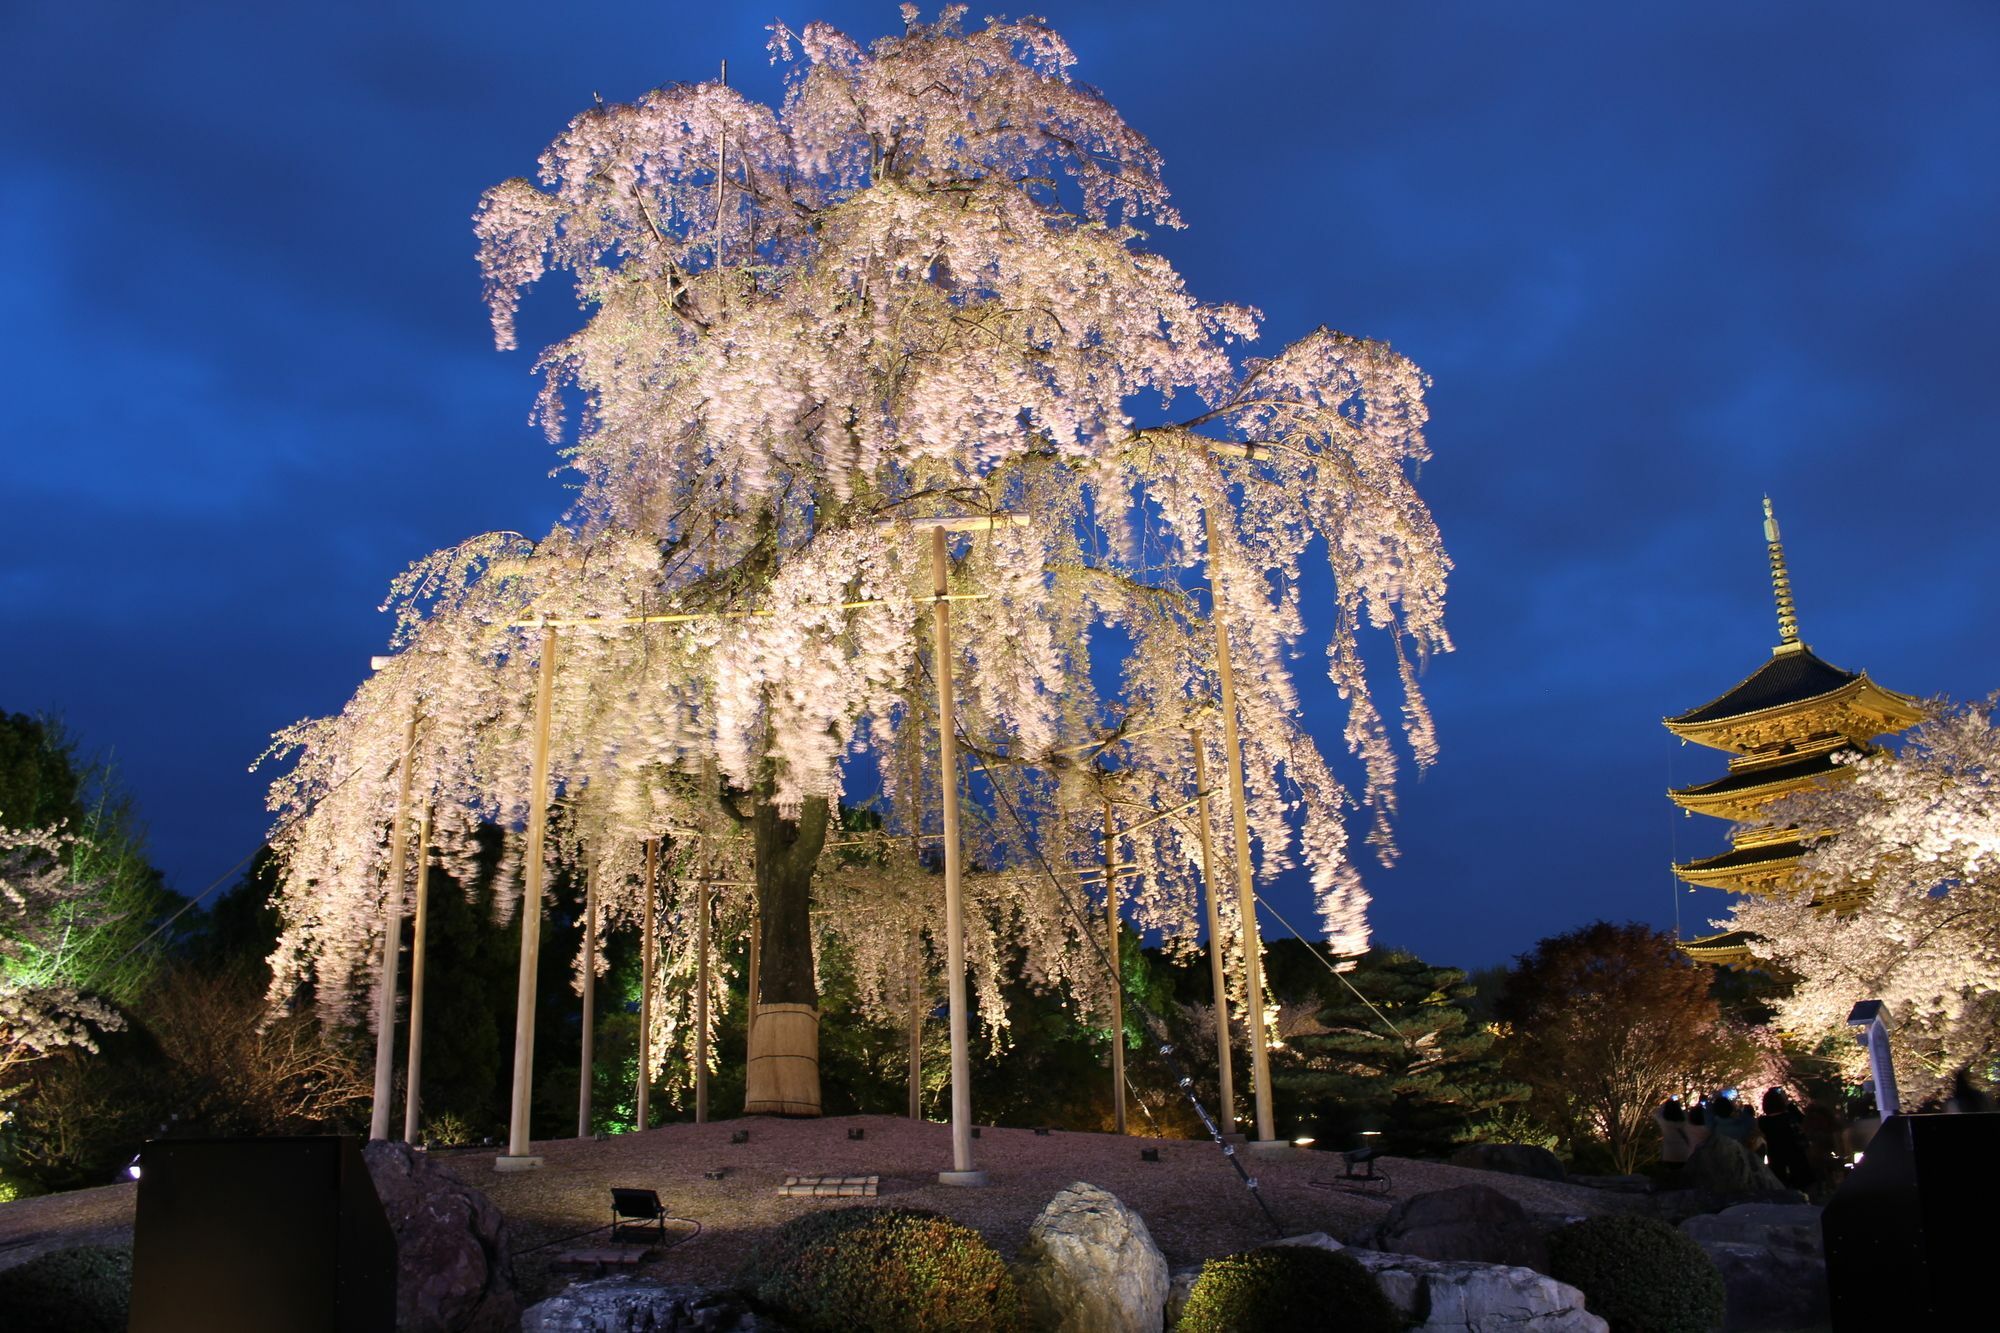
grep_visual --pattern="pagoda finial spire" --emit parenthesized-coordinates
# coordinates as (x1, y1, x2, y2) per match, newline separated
(1763, 496, 1802, 651)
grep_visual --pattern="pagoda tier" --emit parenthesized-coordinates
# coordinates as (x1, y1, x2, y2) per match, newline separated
(1664, 499, 1921, 959)
(1664, 644, 1921, 755)
(1668, 740, 1870, 822)
(1683, 928, 1757, 966)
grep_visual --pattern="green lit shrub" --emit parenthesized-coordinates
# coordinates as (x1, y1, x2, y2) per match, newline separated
(0, 1173, 49, 1202)
(0, 1244, 132, 1333)
(1178, 1244, 1399, 1333)
(745, 1206, 1021, 1333)
(1548, 1214, 1725, 1333)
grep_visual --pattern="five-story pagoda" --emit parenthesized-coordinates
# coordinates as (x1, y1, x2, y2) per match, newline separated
(1664, 499, 1923, 964)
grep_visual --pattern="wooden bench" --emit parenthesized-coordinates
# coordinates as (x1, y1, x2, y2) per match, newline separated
(778, 1174, 879, 1198)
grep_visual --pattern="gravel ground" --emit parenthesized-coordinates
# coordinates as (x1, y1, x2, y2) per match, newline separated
(0, 1116, 1619, 1305)
(435, 1115, 1617, 1303)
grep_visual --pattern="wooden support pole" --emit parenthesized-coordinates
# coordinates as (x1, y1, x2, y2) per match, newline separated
(932, 524, 984, 1185)
(1104, 794, 1127, 1136)
(503, 626, 558, 1165)
(577, 867, 596, 1138)
(695, 874, 710, 1124)
(907, 930, 923, 1120)
(746, 899, 760, 1030)
(1204, 509, 1277, 1144)
(402, 812, 432, 1144)
(371, 710, 420, 1141)
(1190, 734, 1237, 1133)
(636, 838, 657, 1133)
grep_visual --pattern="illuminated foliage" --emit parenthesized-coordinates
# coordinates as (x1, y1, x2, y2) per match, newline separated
(1727, 697, 2000, 1101)
(259, 11, 1449, 1103)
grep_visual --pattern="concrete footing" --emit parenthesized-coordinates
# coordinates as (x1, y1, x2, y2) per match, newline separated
(938, 1169, 990, 1187)
(494, 1154, 545, 1172)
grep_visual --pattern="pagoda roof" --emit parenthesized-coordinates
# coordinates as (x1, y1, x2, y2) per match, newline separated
(1668, 646, 1860, 726)
(1677, 839, 1806, 875)
(1663, 647, 1922, 754)
(1670, 748, 1847, 808)
(1681, 929, 1758, 966)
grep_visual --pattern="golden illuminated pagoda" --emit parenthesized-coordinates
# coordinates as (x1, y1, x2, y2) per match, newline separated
(1664, 499, 1923, 964)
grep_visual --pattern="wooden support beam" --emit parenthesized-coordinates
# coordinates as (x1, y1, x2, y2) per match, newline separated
(695, 874, 710, 1124)
(1190, 733, 1237, 1134)
(1205, 508, 1276, 1144)
(503, 626, 558, 1166)
(932, 524, 984, 1186)
(636, 838, 657, 1132)
(577, 867, 596, 1138)
(402, 812, 432, 1144)
(371, 710, 420, 1141)
(1104, 795, 1126, 1136)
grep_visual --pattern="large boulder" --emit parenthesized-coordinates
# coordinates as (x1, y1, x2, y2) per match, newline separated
(363, 1142, 517, 1333)
(1369, 1185, 1549, 1271)
(1683, 1134, 1788, 1198)
(520, 1278, 778, 1332)
(1015, 1181, 1168, 1333)
(1268, 1235, 1605, 1333)
(1681, 1204, 1828, 1332)
(1449, 1144, 1567, 1183)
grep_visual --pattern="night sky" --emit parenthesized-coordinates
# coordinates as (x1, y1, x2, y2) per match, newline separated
(5, 2, 1997, 969)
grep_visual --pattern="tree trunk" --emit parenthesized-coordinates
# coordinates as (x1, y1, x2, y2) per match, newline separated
(744, 796, 829, 1115)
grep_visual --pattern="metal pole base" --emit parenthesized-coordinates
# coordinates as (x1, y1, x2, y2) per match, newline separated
(937, 1169, 990, 1187)
(493, 1155, 545, 1173)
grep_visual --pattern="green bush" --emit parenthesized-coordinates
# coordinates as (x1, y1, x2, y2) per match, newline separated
(0, 1244, 132, 1333)
(0, 1173, 50, 1202)
(1548, 1214, 1726, 1333)
(745, 1206, 1021, 1333)
(1178, 1244, 1400, 1333)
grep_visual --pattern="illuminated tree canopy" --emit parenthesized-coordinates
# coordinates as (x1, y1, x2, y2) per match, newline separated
(1727, 698, 2000, 1101)
(261, 9, 1449, 1116)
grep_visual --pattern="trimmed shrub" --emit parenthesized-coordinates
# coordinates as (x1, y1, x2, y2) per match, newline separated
(0, 1244, 132, 1333)
(745, 1206, 1022, 1333)
(1548, 1214, 1726, 1333)
(0, 1173, 50, 1202)
(1178, 1244, 1400, 1333)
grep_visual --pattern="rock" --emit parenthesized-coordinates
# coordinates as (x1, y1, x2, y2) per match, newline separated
(1683, 1134, 1788, 1198)
(1449, 1143, 1567, 1183)
(1566, 1174, 1653, 1194)
(520, 1278, 779, 1332)
(1343, 1250, 1607, 1333)
(1015, 1181, 1168, 1333)
(1681, 1204, 1828, 1332)
(363, 1142, 517, 1333)
(1369, 1185, 1550, 1271)
(1164, 1265, 1201, 1331)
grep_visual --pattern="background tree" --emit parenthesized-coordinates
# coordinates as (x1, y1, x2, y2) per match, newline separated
(1, 826, 124, 1116)
(1495, 921, 1767, 1172)
(264, 9, 1449, 1120)
(1728, 697, 2000, 1102)
(1277, 947, 1524, 1156)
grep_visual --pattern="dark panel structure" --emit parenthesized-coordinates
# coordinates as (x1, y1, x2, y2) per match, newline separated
(130, 1136, 395, 1333)
(1822, 1112, 2000, 1328)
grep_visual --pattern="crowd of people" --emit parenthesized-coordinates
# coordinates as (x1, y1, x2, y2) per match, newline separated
(1654, 1073, 1995, 1199)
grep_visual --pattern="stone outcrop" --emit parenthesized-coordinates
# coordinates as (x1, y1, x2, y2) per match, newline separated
(1681, 1203, 1828, 1332)
(1683, 1134, 1788, 1198)
(1369, 1184, 1550, 1271)
(1448, 1143, 1567, 1183)
(1267, 1234, 1605, 1333)
(1015, 1181, 1168, 1333)
(363, 1142, 516, 1333)
(520, 1279, 778, 1332)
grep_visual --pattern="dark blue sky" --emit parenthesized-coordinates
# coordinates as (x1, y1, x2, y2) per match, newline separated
(4, 2, 1996, 968)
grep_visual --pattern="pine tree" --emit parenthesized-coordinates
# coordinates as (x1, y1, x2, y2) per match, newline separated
(1279, 948, 1520, 1155)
